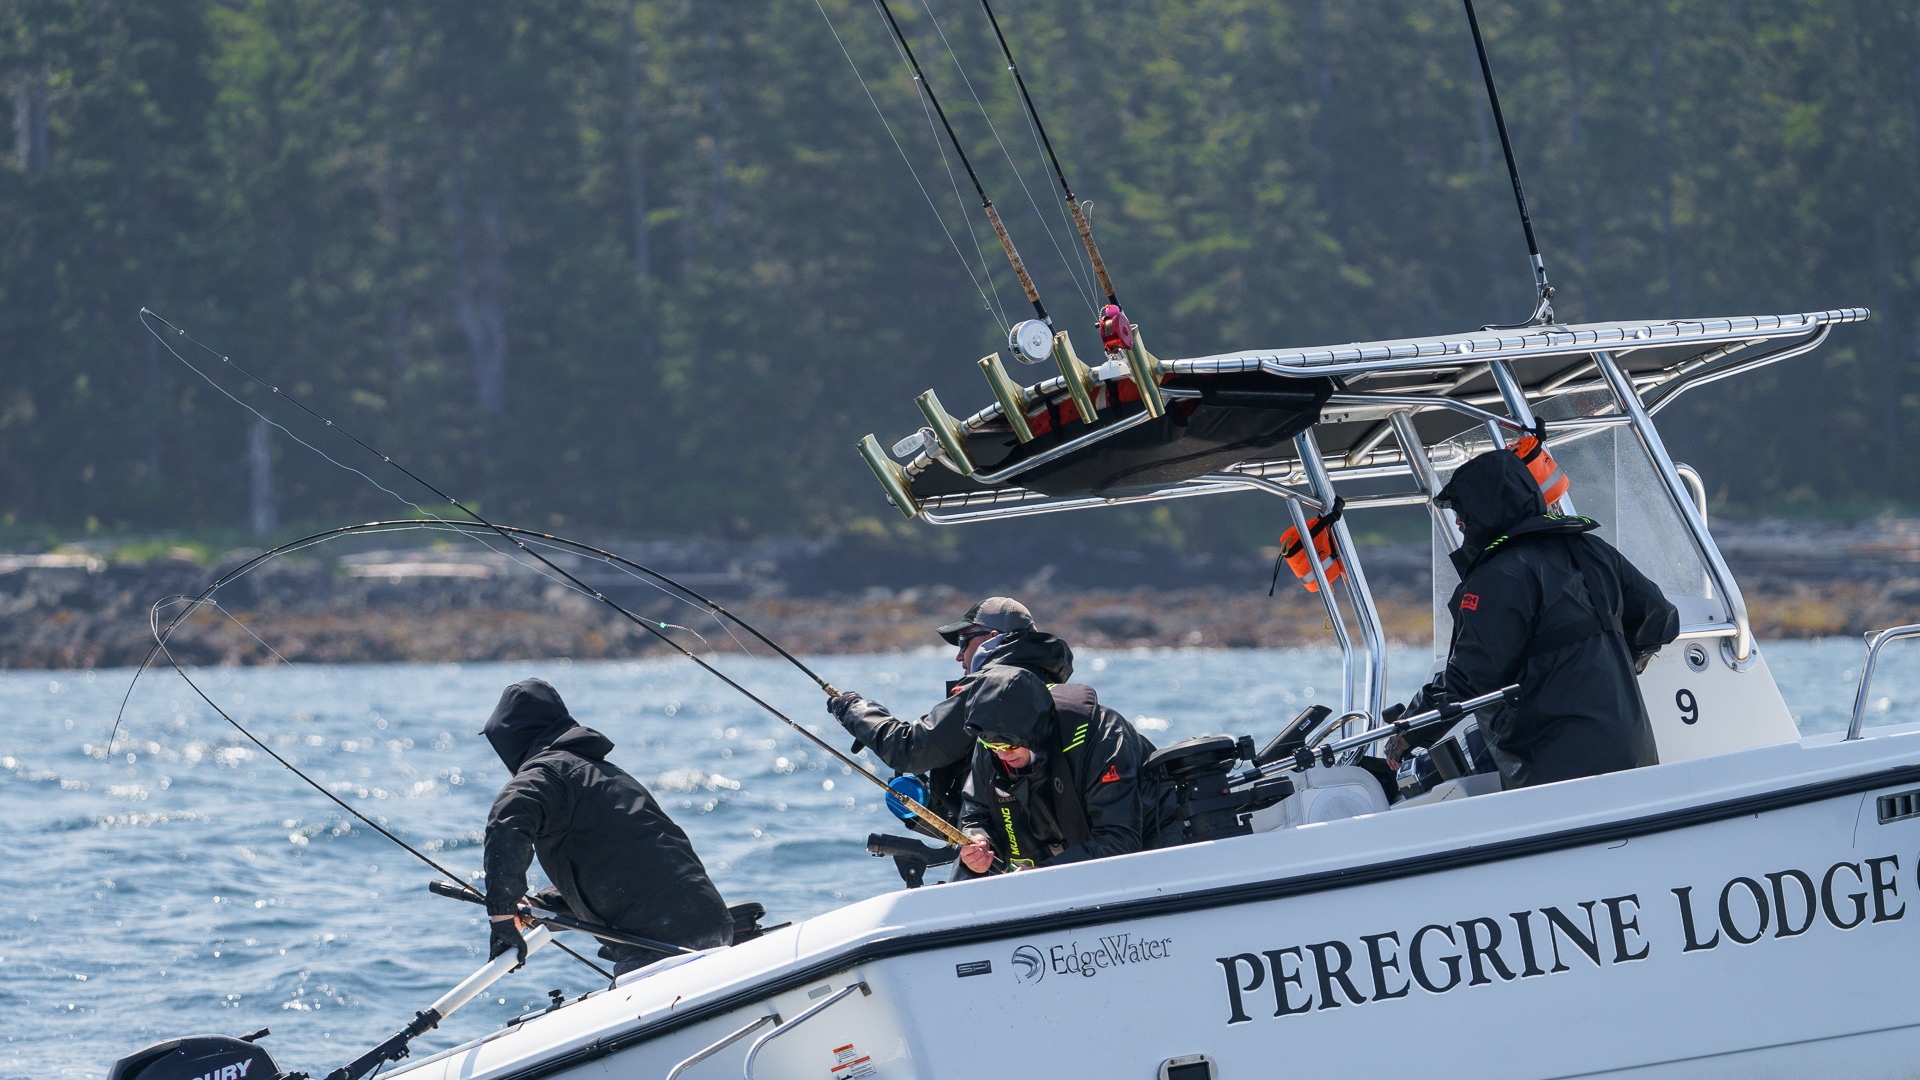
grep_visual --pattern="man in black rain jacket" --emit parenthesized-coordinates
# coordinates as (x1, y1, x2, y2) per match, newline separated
(481, 678, 731, 976)
(1397, 449, 1680, 789)
(953, 663, 1176, 876)
(825, 597, 1066, 826)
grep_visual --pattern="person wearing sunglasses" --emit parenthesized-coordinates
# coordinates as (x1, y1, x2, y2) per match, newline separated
(824, 597, 1070, 827)
(953, 667, 1177, 878)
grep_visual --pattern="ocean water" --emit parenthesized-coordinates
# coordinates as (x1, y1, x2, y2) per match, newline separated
(3, 639, 1916, 1078)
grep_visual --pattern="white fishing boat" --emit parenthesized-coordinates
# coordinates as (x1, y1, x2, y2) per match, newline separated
(117, 302, 1920, 1080)
(106, 1, 1914, 1076)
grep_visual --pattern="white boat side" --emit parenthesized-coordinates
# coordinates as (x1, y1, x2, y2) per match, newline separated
(388, 716, 1920, 1080)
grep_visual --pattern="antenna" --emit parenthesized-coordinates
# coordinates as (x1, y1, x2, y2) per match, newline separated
(875, 0, 1050, 330)
(1462, 0, 1553, 327)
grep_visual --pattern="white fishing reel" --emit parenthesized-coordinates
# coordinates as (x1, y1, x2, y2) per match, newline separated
(1008, 319, 1053, 365)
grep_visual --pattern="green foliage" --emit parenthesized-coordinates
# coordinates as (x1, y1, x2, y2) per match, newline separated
(0, 0, 1915, 541)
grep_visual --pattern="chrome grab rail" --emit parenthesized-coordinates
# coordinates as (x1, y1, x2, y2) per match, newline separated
(1593, 349, 1754, 663)
(1304, 711, 1371, 751)
(663, 1013, 779, 1080)
(742, 982, 868, 1079)
(1847, 625, 1920, 741)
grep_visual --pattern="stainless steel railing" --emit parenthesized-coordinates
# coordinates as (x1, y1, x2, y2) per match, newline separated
(1848, 624, 1920, 741)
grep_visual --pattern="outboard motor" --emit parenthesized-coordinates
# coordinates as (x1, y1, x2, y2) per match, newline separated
(109, 1031, 289, 1080)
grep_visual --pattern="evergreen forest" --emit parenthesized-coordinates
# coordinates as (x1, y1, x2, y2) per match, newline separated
(2, 0, 1916, 545)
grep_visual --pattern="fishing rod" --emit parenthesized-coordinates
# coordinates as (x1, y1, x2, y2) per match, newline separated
(141, 596, 615, 983)
(427, 880, 695, 955)
(136, 311, 984, 850)
(971, 0, 1134, 353)
(872, 0, 1052, 337)
(323, 923, 558, 1080)
(1461, 0, 1553, 328)
(111, 518, 835, 754)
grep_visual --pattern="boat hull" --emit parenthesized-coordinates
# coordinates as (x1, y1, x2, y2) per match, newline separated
(392, 728, 1920, 1080)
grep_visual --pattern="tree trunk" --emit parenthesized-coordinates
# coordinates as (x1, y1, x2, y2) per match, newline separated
(450, 155, 508, 414)
(1651, 6, 1679, 309)
(13, 66, 48, 173)
(378, 7, 408, 385)
(247, 416, 276, 536)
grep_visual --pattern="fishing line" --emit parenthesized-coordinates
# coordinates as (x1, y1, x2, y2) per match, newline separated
(111, 519, 841, 754)
(1461, 0, 1553, 327)
(974, 0, 1121, 314)
(809, 0, 1004, 323)
(140, 595, 613, 982)
(871, 0, 1051, 328)
(138, 319, 981, 843)
(138, 310, 620, 610)
(915, 0, 1096, 313)
(139, 311, 841, 695)
(900, 53, 1013, 330)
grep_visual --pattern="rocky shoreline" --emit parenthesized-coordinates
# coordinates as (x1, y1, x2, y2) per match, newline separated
(2, 518, 1915, 669)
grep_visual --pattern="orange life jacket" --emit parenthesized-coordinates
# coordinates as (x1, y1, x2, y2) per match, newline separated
(1273, 497, 1345, 594)
(1510, 431, 1570, 504)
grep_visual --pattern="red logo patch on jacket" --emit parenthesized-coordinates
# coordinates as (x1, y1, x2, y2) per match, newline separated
(1100, 765, 1120, 783)
(1460, 593, 1480, 611)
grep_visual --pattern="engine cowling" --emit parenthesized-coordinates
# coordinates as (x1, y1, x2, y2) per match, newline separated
(108, 1034, 284, 1080)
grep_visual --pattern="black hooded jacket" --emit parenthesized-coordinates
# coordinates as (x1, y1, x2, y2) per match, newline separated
(957, 673, 1174, 869)
(481, 680, 730, 945)
(1414, 451, 1680, 788)
(836, 632, 1074, 821)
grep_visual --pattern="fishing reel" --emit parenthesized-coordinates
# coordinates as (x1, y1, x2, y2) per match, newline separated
(1098, 304, 1133, 352)
(1008, 319, 1054, 365)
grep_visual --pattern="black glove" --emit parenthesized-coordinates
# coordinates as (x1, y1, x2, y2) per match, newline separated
(529, 886, 571, 917)
(827, 691, 863, 721)
(489, 919, 528, 970)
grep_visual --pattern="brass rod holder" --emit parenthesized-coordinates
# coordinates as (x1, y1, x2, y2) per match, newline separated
(978, 352, 1035, 442)
(1125, 326, 1165, 418)
(914, 389, 975, 475)
(1053, 331, 1098, 424)
(858, 434, 920, 519)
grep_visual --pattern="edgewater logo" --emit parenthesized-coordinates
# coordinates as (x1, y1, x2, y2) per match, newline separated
(1012, 933, 1174, 984)
(1011, 945, 1045, 983)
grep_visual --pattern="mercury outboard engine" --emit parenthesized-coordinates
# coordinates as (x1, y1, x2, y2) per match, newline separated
(109, 1030, 294, 1080)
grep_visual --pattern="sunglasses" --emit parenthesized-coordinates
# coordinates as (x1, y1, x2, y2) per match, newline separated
(978, 737, 1022, 753)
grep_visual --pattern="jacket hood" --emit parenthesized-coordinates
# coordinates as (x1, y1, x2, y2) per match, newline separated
(1438, 449, 1547, 553)
(482, 678, 579, 772)
(978, 630, 1074, 684)
(544, 725, 614, 762)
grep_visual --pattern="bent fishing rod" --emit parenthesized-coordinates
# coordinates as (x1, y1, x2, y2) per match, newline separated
(873, 0, 1050, 331)
(112, 518, 839, 750)
(972, 0, 1128, 339)
(1461, 0, 1553, 328)
(141, 595, 615, 983)
(136, 313, 982, 850)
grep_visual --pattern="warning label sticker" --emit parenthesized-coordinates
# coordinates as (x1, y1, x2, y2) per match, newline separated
(830, 1042, 876, 1078)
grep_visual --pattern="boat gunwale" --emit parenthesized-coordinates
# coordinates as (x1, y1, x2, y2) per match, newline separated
(450, 739, 1920, 1080)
